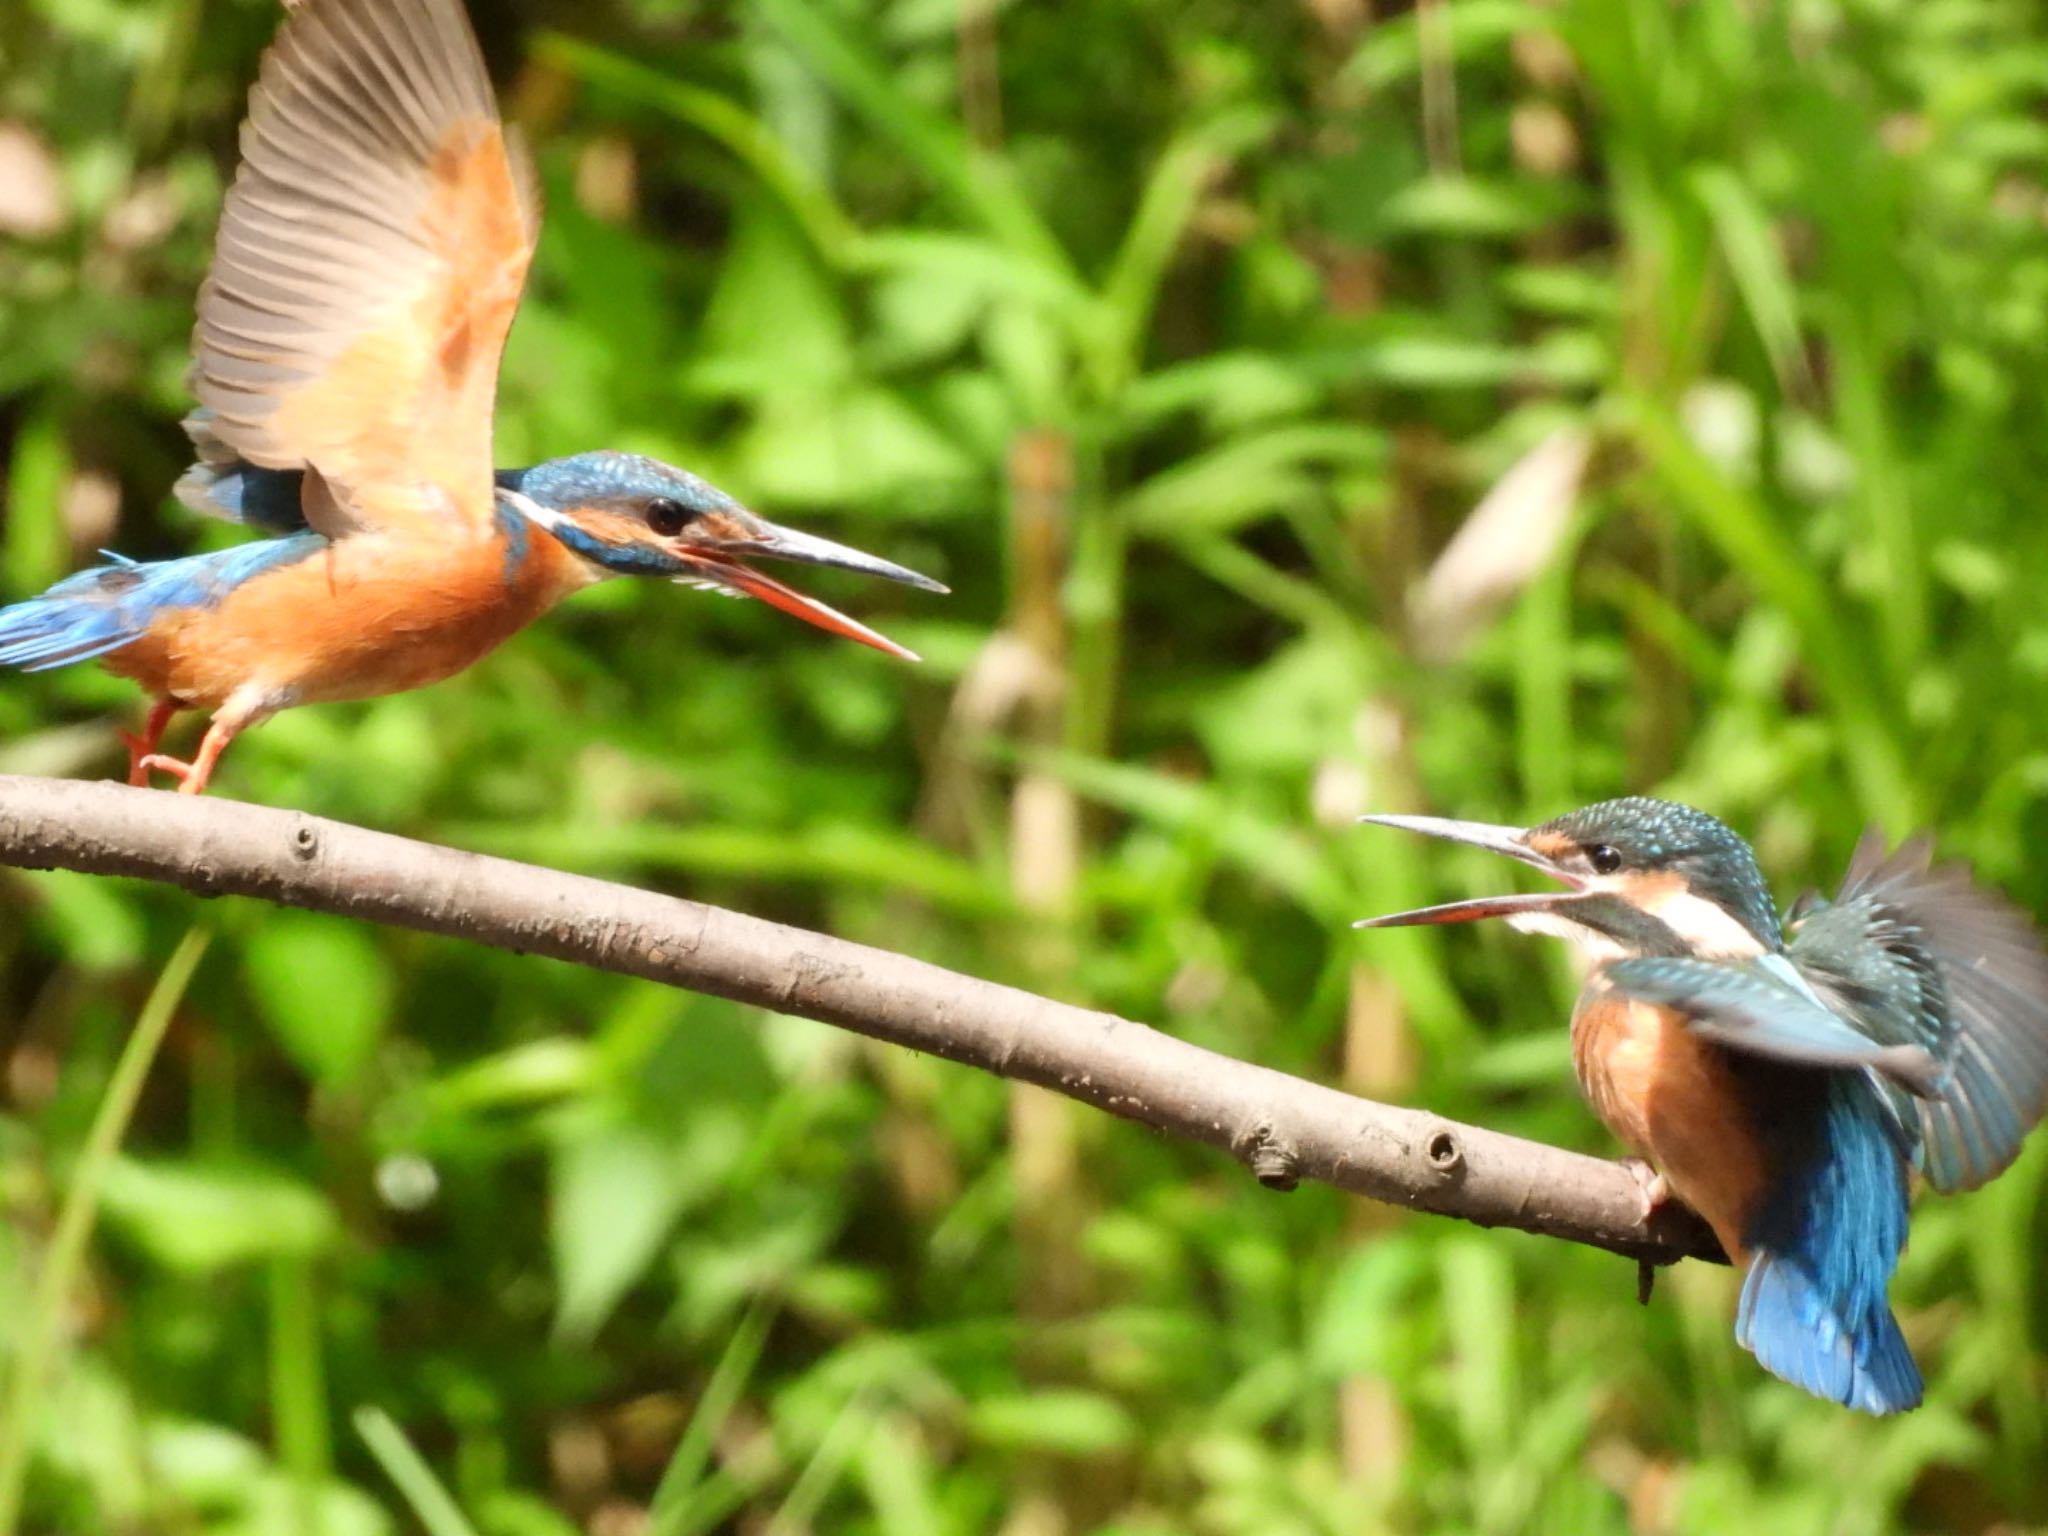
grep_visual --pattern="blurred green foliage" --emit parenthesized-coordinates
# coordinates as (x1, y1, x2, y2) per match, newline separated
(3, 0, 2048, 1530)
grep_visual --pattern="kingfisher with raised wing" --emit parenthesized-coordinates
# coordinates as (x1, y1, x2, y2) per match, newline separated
(0, 0, 942, 797)
(1356, 798, 2048, 1414)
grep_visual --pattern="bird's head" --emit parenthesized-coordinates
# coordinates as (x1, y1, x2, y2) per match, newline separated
(1354, 796, 1781, 960)
(496, 452, 945, 660)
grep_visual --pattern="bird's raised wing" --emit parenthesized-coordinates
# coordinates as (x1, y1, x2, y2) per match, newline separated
(1601, 954, 1945, 1100)
(1790, 833, 2048, 1192)
(188, 0, 537, 539)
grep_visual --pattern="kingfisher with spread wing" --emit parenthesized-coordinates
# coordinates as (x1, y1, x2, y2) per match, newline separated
(0, 0, 942, 796)
(1357, 798, 2048, 1414)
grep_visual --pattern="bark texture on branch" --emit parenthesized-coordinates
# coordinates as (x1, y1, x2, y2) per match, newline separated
(0, 775, 1723, 1267)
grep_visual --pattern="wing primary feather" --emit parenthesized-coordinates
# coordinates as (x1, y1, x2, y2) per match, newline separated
(255, 48, 401, 165)
(185, 0, 536, 538)
(1791, 831, 2048, 1191)
(1602, 955, 1944, 1095)
(313, 5, 445, 156)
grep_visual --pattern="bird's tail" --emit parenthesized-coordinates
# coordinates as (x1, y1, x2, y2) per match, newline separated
(1736, 1075, 1922, 1415)
(0, 558, 164, 672)
(0, 537, 323, 673)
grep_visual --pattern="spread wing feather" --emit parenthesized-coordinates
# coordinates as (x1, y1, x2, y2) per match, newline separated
(1600, 954, 1944, 1101)
(1790, 833, 2048, 1191)
(188, 0, 538, 538)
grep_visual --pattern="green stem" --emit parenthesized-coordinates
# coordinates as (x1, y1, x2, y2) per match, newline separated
(648, 1298, 776, 1535)
(269, 1256, 332, 1515)
(354, 1408, 480, 1536)
(0, 926, 212, 1536)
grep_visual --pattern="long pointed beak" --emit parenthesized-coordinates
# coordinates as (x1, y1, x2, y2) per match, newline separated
(1353, 812, 1587, 929)
(683, 521, 947, 662)
(743, 523, 949, 594)
(1352, 890, 1598, 929)
(1357, 814, 1554, 870)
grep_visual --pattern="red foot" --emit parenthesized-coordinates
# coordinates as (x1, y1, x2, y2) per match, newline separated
(122, 700, 180, 787)
(137, 753, 213, 796)
(138, 717, 237, 796)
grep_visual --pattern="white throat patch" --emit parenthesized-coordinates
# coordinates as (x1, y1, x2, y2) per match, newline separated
(1504, 908, 1629, 965)
(1635, 886, 1770, 958)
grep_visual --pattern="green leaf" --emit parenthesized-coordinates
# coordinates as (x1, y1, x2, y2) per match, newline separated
(424, 1038, 596, 1118)
(550, 1101, 757, 1342)
(1309, 1237, 1432, 1378)
(751, 0, 1080, 287)
(1694, 163, 1811, 395)
(243, 915, 393, 1087)
(99, 1159, 338, 1273)
(1347, 0, 1547, 89)
(21, 871, 146, 973)
(1382, 175, 1575, 240)
(3, 409, 69, 596)
(968, 1391, 1137, 1456)
(533, 32, 860, 264)
(1121, 423, 1384, 536)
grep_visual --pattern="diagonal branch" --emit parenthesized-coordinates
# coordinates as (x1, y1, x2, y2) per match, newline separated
(0, 774, 1723, 1268)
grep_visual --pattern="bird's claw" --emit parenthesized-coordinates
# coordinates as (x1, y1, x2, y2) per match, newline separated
(1623, 1157, 1670, 1224)
(137, 753, 209, 796)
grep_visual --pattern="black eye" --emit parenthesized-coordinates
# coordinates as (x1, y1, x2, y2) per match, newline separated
(1588, 844, 1623, 875)
(646, 497, 691, 537)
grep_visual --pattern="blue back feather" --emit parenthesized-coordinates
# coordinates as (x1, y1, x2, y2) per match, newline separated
(1737, 1073, 1921, 1415)
(175, 408, 310, 532)
(497, 451, 740, 516)
(174, 459, 310, 532)
(0, 536, 325, 673)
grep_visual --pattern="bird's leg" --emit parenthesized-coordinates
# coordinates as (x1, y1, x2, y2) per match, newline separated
(139, 717, 241, 797)
(1622, 1156, 1671, 1223)
(121, 699, 181, 787)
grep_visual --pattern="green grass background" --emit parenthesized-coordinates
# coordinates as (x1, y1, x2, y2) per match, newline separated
(2, 0, 2047, 1530)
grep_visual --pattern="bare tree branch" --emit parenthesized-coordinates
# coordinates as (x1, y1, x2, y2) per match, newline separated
(0, 774, 1723, 1268)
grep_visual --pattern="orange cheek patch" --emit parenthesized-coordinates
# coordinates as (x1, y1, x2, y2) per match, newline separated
(1620, 868, 1685, 900)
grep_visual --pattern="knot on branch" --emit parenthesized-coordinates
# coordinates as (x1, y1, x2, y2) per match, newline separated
(1422, 1124, 1465, 1178)
(289, 820, 320, 861)
(1233, 1119, 1300, 1191)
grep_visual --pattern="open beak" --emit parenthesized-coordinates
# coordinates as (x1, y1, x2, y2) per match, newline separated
(682, 522, 948, 663)
(1352, 814, 1595, 930)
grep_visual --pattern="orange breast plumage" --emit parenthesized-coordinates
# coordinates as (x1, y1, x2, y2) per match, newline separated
(102, 524, 589, 712)
(1571, 975, 1770, 1262)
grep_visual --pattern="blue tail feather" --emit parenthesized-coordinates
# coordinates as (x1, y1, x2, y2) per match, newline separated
(0, 536, 325, 675)
(1737, 1074, 1922, 1415)
(1737, 1250, 1921, 1415)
